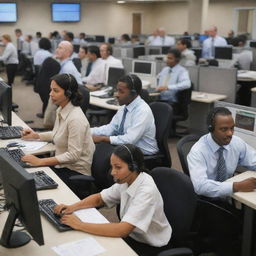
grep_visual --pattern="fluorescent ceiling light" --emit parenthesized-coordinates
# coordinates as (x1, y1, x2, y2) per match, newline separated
(117, 1, 125, 3)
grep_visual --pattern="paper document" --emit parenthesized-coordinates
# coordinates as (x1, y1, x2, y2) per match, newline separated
(52, 237, 106, 256)
(8, 139, 48, 152)
(90, 88, 111, 97)
(74, 208, 109, 224)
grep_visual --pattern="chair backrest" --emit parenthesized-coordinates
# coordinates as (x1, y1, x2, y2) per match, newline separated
(78, 85, 90, 115)
(35, 57, 61, 97)
(140, 89, 150, 104)
(176, 134, 202, 176)
(150, 167, 197, 246)
(72, 58, 82, 72)
(149, 102, 173, 167)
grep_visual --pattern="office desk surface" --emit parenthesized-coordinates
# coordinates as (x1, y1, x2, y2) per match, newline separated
(237, 70, 256, 82)
(90, 96, 120, 111)
(0, 112, 55, 155)
(191, 91, 227, 103)
(0, 166, 137, 256)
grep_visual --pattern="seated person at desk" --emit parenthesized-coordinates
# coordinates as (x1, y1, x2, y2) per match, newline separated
(91, 74, 159, 156)
(82, 45, 106, 90)
(33, 37, 52, 66)
(156, 49, 191, 104)
(78, 45, 89, 78)
(176, 38, 196, 66)
(54, 144, 172, 256)
(188, 107, 256, 199)
(21, 73, 95, 196)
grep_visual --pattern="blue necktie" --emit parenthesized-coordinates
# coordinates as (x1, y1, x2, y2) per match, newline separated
(86, 62, 93, 76)
(216, 147, 227, 182)
(118, 107, 128, 135)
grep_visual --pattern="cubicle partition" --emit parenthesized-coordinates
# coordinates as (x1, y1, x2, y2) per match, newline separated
(184, 65, 199, 91)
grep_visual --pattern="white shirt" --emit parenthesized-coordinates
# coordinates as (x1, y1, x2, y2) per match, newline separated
(202, 35, 227, 58)
(0, 42, 18, 64)
(232, 49, 252, 70)
(101, 172, 172, 247)
(22, 41, 39, 57)
(33, 49, 52, 65)
(60, 58, 82, 85)
(150, 36, 175, 46)
(104, 55, 124, 84)
(180, 49, 196, 66)
(82, 58, 106, 85)
(80, 57, 89, 78)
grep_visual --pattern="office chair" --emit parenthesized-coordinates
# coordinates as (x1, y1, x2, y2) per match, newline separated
(72, 58, 82, 73)
(144, 102, 173, 170)
(140, 89, 150, 104)
(78, 85, 90, 116)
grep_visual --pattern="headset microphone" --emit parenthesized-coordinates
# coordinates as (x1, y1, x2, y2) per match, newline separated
(114, 172, 133, 183)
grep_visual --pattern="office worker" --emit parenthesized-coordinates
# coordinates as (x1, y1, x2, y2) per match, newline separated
(188, 107, 256, 199)
(91, 74, 159, 155)
(202, 26, 227, 59)
(54, 144, 172, 256)
(21, 73, 95, 194)
(78, 46, 89, 78)
(33, 37, 52, 66)
(150, 27, 175, 46)
(156, 49, 191, 103)
(22, 35, 39, 57)
(119, 34, 131, 46)
(82, 45, 106, 90)
(176, 38, 196, 66)
(14, 28, 24, 52)
(0, 34, 19, 87)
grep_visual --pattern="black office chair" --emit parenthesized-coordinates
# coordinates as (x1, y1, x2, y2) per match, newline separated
(144, 102, 173, 170)
(72, 58, 82, 72)
(140, 89, 150, 104)
(78, 85, 90, 116)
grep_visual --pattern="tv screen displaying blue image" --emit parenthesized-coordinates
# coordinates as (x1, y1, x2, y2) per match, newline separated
(0, 3, 17, 23)
(51, 3, 80, 22)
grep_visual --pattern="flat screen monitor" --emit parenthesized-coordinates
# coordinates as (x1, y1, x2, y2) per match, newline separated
(215, 46, 233, 60)
(162, 46, 170, 54)
(133, 47, 145, 59)
(95, 35, 105, 43)
(132, 60, 156, 77)
(0, 81, 12, 126)
(148, 48, 161, 55)
(0, 150, 44, 248)
(250, 41, 256, 48)
(199, 35, 208, 42)
(107, 67, 125, 94)
(0, 3, 17, 22)
(51, 3, 80, 22)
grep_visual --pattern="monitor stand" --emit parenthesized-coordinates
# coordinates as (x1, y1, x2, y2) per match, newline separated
(0, 204, 31, 248)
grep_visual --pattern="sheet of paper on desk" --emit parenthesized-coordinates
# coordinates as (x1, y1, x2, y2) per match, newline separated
(90, 88, 111, 97)
(52, 237, 106, 256)
(13, 139, 48, 152)
(74, 208, 109, 224)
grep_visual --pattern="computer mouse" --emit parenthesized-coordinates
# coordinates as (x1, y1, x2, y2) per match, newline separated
(7, 142, 19, 148)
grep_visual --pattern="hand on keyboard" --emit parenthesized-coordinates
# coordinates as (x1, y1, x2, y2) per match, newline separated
(21, 154, 42, 166)
(60, 214, 83, 230)
(21, 128, 40, 140)
(54, 203, 76, 216)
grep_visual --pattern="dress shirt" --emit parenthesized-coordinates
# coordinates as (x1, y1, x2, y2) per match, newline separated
(33, 49, 52, 65)
(91, 96, 159, 155)
(0, 43, 18, 64)
(104, 55, 124, 84)
(82, 58, 106, 85)
(157, 64, 191, 103)
(150, 36, 175, 46)
(180, 49, 196, 66)
(187, 133, 256, 198)
(101, 172, 172, 247)
(39, 101, 95, 176)
(80, 57, 89, 78)
(202, 36, 227, 58)
(60, 58, 82, 85)
(17, 36, 24, 51)
(232, 49, 252, 70)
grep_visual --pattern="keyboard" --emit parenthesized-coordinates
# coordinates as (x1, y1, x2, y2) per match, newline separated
(0, 147, 31, 168)
(38, 199, 72, 232)
(147, 88, 158, 93)
(0, 126, 23, 139)
(106, 99, 119, 106)
(33, 171, 58, 191)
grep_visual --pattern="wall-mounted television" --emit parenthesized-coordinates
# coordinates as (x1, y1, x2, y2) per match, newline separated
(0, 3, 17, 23)
(51, 3, 80, 22)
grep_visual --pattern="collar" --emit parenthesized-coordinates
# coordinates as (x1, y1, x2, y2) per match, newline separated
(60, 58, 71, 67)
(126, 172, 144, 198)
(125, 95, 141, 112)
(56, 101, 73, 121)
(169, 64, 180, 72)
(206, 133, 230, 153)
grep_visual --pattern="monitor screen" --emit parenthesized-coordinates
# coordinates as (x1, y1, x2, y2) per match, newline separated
(133, 47, 145, 59)
(214, 46, 233, 60)
(235, 111, 255, 132)
(0, 3, 17, 22)
(134, 61, 152, 75)
(149, 48, 161, 55)
(0, 81, 12, 126)
(107, 67, 125, 91)
(0, 150, 44, 248)
(51, 3, 80, 22)
(162, 46, 170, 54)
(199, 35, 208, 42)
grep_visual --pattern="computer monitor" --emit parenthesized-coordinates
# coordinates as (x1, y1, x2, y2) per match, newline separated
(214, 46, 233, 60)
(162, 46, 170, 54)
(132, 60, 156, 77)
(148, 48, 161, 55)
(0, 3, 17, 23)
(107, 67, 125, 88)
(95, 35, 105, 43)
(133, 46, 145, 59)
(199, 35, 208, 42)
(0, 81, 12, 126)
(0, 150, 44, 248)
(250, 41, 256, 48)
(108, 37, 115, 44)
(214, 101, 256, 149)
(51, 3, 80, 22)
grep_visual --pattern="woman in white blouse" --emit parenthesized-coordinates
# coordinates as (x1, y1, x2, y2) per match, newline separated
(21, 73, 95, 196)
(54, 144, 172, 256)
(0, 34, 19, 86)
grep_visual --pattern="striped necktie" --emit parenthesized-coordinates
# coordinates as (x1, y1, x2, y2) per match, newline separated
(215, 146, 227, 182)
(118, 107, 128, 135)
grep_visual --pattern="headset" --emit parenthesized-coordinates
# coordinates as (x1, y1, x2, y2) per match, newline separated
(122, 144, 139, 171)
(127, 75, 137, 96)
(65, 74, 72, 98)
(207, 108, 223, 132)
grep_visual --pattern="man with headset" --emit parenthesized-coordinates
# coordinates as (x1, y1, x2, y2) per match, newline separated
(188, 107, 256, 199)
(91, 74, 159, 156)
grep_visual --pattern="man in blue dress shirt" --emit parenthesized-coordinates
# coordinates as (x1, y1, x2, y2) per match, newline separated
(188, 107, 256, 199)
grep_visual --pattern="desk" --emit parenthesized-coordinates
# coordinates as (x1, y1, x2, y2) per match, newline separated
(0, 166, 138, 256)
(251, 87, 256, 108)
(227, 171, 256, 256)
(90, 96, 120, 111)
(237, 70, 256, 82)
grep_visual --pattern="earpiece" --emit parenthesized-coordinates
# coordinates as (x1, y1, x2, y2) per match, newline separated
(65, 74, 72, 98)
(122, 145, 139, 171)
(127, 75, 137, 96)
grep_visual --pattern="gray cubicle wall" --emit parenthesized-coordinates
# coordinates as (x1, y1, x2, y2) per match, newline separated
(198, 66, 237, 103)
(184, 65, 199, 91)
(122, 58, 133, 73)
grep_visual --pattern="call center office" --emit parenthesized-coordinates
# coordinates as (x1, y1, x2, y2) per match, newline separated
(2, 0, 256, 256)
